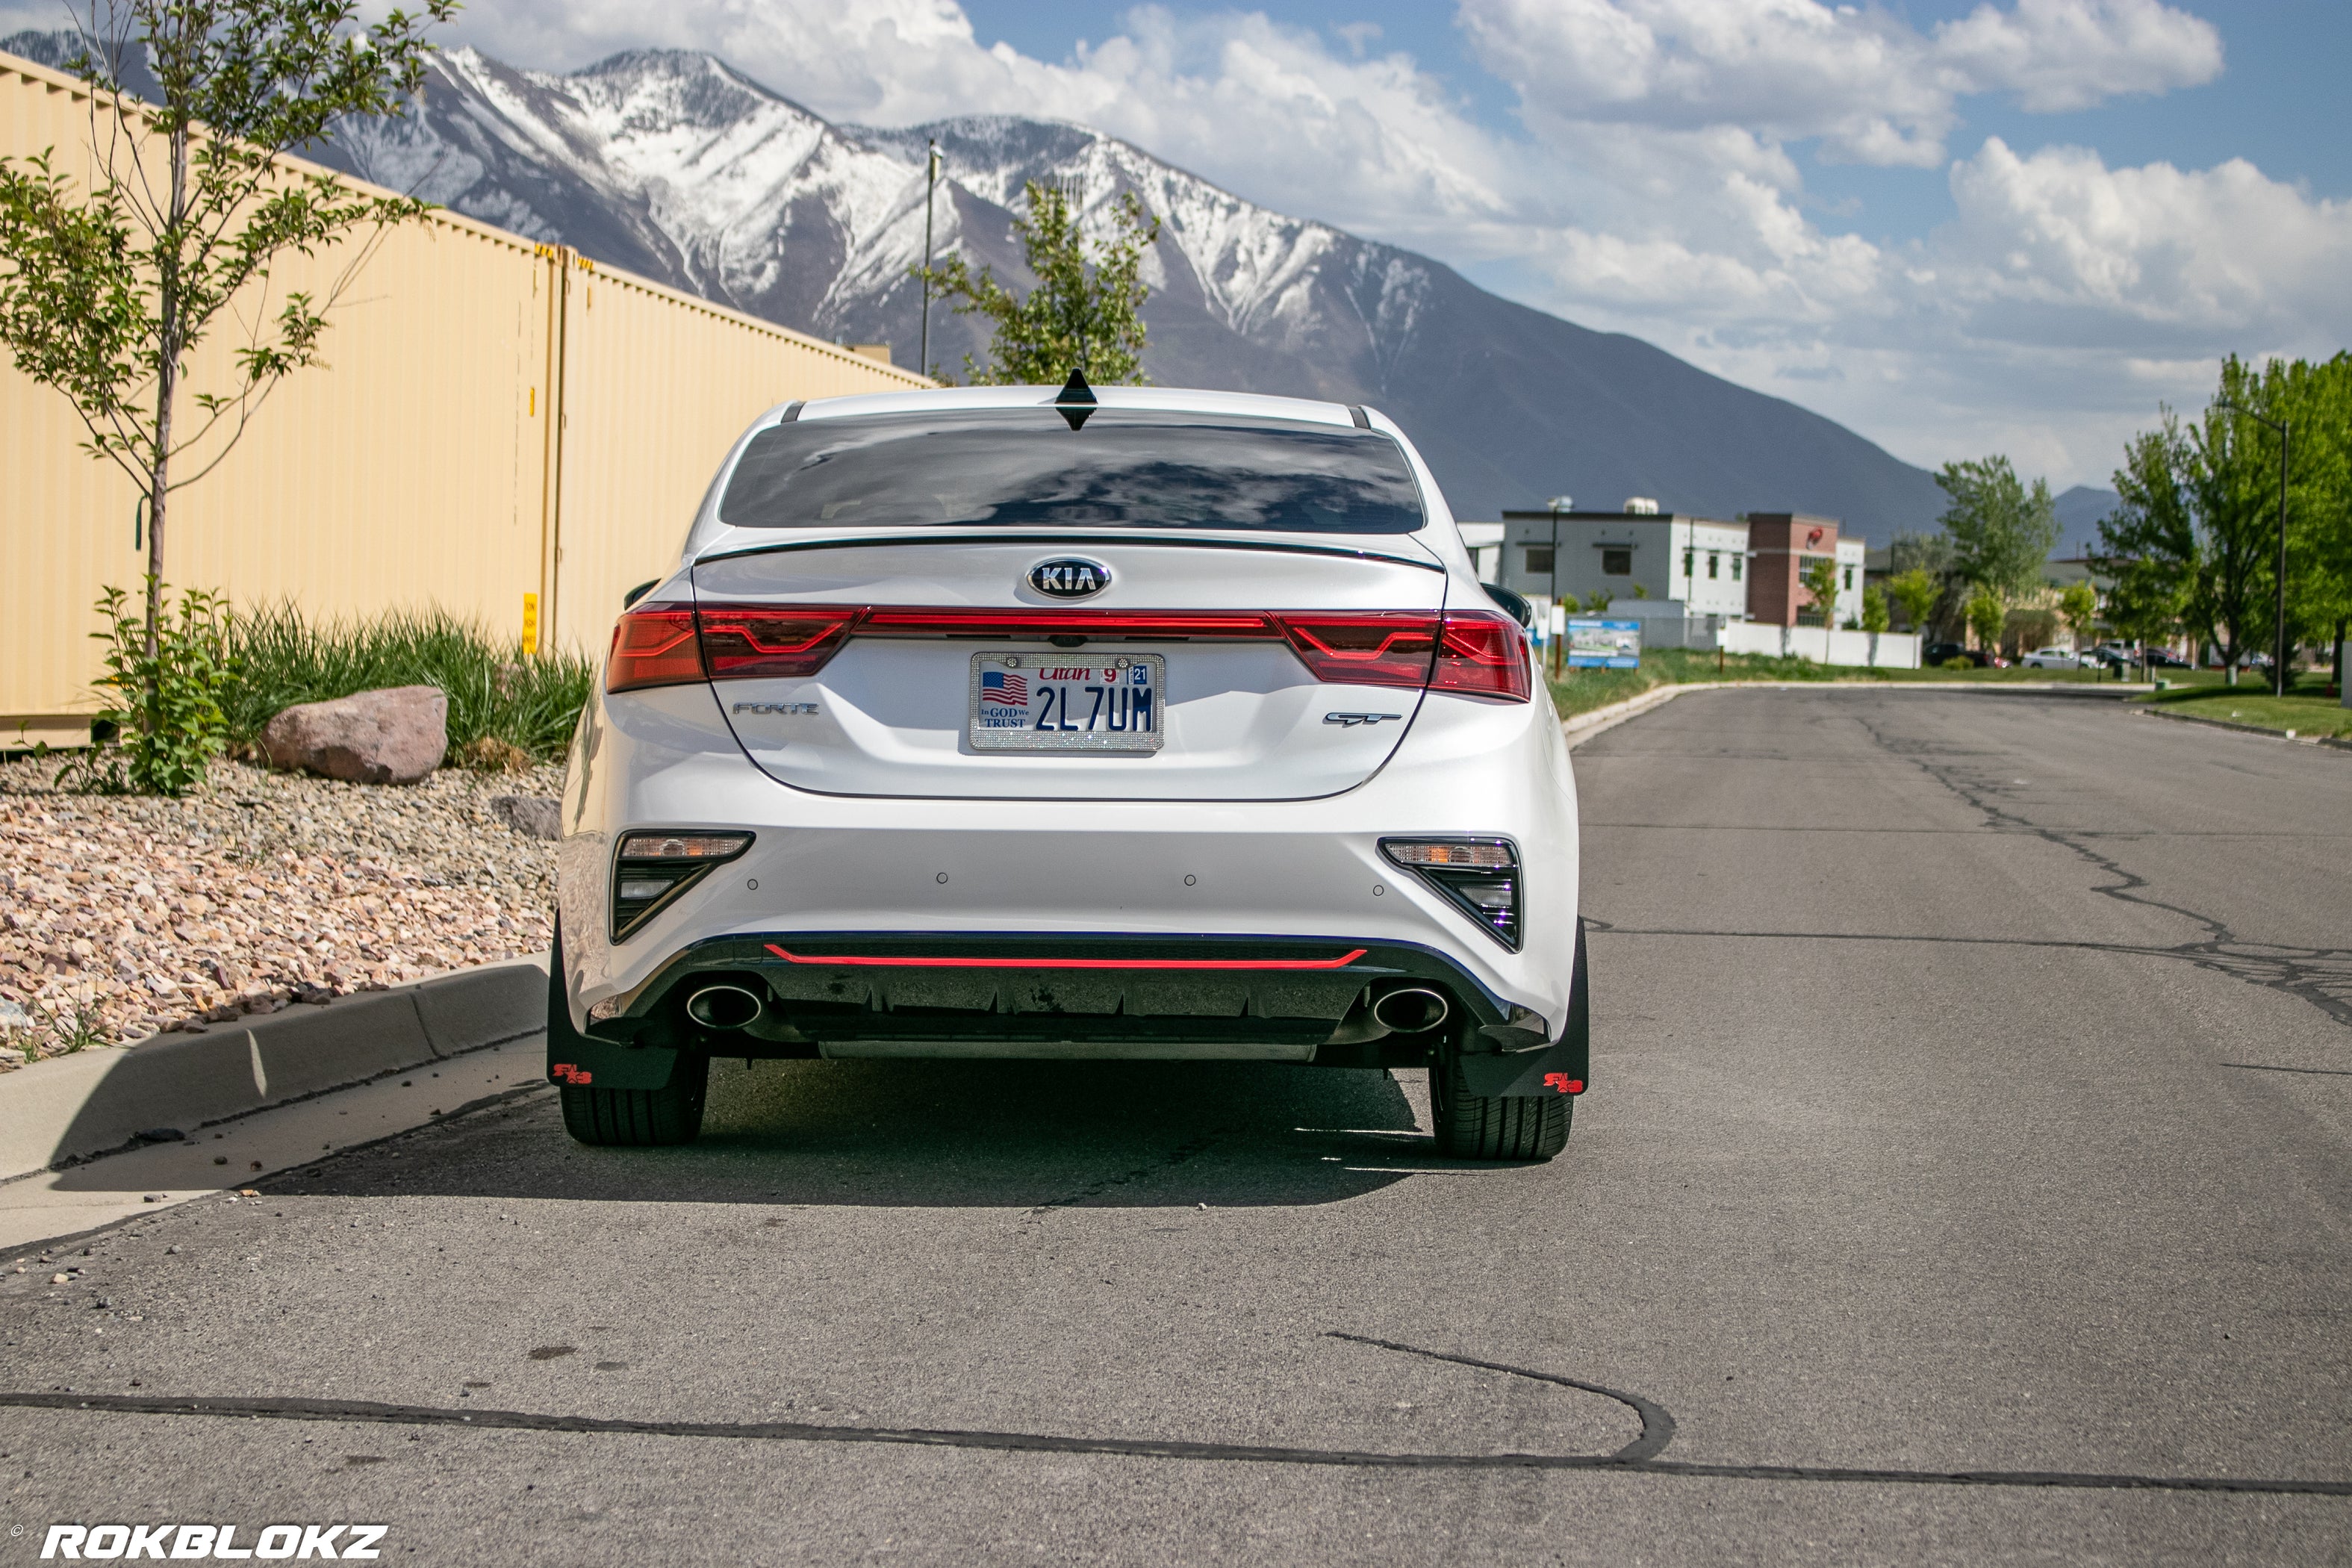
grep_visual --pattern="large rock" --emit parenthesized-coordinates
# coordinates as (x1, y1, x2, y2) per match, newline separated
(261, 685, 447, 785)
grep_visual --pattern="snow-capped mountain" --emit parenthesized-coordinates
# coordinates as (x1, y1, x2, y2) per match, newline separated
(3, 34, 1947, 529)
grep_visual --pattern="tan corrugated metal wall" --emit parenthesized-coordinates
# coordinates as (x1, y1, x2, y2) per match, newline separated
(0, 49, 927, 737)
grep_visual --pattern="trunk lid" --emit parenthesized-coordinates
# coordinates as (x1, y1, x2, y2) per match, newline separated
(690, 537, 1448, 801)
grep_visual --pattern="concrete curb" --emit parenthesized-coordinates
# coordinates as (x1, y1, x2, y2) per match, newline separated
(1559, 676, 2149, 744)
(0, 953, 547, 1183)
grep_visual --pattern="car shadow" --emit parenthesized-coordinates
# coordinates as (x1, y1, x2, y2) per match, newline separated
(255, 1058, 1445, 1209)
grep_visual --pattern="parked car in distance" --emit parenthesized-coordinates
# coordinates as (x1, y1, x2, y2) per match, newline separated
(1924, 642, 1991, 668)
(2020, 647, 2082, 669)
(2144, 648, 2191, 669)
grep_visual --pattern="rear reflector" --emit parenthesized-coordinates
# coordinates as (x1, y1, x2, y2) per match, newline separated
(610, 831, 753, 939)
(1382, 836, 1522, 948)
(765, 944, 1369, 971)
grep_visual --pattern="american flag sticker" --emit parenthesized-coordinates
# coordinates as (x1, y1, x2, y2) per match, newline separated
(980, 668, 1029, 705)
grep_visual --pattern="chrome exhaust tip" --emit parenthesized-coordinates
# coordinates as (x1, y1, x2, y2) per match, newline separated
(1369, 986, 1451, 1034)
(684, 982, 765, 1031)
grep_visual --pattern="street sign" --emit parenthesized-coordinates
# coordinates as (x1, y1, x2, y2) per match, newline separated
(1566, 618, 1642, 669)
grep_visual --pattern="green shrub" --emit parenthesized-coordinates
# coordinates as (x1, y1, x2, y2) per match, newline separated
(225, 605, 594, 766)
(50, 579, 240, 797)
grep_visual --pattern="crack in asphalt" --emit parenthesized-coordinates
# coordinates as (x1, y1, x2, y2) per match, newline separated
(1588, 924, 2352, 1030)
(1024, 1135, 1219, 1216)
(2, 1351, 2342, 1497)
(1826, 712, 2352, 1031)
(1323, 1331, 1676, 1462)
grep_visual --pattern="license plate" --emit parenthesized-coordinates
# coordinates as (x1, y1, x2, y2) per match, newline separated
(969, 654, 1164, 752)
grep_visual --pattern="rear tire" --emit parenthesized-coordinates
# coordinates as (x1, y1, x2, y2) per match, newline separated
(548, 920, 709, 1147)
(1429, 1045, 1571, 1160)
(558, 1060, 709, 1147)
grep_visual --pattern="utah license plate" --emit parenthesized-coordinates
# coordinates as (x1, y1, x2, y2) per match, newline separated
(969, 654, 1164, 752)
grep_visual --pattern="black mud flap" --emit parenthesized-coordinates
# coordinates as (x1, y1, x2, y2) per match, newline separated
(1457, 919, 1589, 1098)
(545, 922, 691, 1092)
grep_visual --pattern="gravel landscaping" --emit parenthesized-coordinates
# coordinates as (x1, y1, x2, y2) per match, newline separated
(0, 757, 561, 1068)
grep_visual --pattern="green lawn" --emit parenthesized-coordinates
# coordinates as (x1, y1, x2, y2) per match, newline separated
(2135, 681, 2352, 739)
(1543, 645, 2350, 736)
(1544, 646, 2147, 720)
(1545, 647, 1873, 718)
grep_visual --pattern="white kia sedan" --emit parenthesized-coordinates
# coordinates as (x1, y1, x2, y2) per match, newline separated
(549, 379, 1587, 1160)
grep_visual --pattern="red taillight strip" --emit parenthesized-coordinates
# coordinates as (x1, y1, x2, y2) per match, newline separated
(858, 607, 1278, 639)
(763, 944, 1369, 971)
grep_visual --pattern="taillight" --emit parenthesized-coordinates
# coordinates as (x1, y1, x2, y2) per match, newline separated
(1274, 612, 1440, 688)
(1432, 612, 1531, 701)
(607, 606, 702, 692)
(606, 603, 862, 692)
(696, 603, 862, 680)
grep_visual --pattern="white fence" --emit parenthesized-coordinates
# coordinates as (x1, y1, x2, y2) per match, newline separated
(1717, 621, 1922, 668)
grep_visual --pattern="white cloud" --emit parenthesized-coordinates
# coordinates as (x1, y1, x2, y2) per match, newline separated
(190, 0, 2324, 485)
(1935, 0, 2224, 113)
(1941, 137, 2352, 340)
(1460, 0, 2221, 167)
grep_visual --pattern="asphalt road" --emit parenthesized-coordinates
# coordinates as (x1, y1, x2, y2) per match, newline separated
(3, 688, 2348, 1565)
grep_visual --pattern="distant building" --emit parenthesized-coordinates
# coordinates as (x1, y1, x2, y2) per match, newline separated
(1493, 508, 1750, 618)
(1479, 505, 1867, 626)
(1744, 513, 1864, 627)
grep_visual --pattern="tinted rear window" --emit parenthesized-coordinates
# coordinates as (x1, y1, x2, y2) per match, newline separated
(718, 408, 1425, 534)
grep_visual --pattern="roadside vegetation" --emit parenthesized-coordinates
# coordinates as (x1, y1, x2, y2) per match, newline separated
(0, 0, 453, 795)
(2138, 685, 2352, 740)
(915, 180, 1160, 385)
(1543, 646, 2190, 720)
(225, 606, 594, 768)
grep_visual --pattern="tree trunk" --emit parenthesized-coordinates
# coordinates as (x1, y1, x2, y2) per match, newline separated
(144, 120, 190, 685)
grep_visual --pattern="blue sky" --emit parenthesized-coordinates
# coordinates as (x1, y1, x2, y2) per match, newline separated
(965, 1, 2351, 245)
(41, 0, 2320, 489)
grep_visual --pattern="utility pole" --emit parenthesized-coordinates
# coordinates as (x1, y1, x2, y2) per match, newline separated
(2218, 401, 2292, 697)
(1547, 494, 1572, 679)
(919, 139, 941, 376)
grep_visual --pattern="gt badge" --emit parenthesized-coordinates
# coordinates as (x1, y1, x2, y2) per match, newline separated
(1324, 712, 1404, 727)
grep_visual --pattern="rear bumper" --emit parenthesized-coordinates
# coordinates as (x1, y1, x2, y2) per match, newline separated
(557, 676, 1581, 1056)
(588, 930, 1537, 1041)
(549, 924, 1590, 1095)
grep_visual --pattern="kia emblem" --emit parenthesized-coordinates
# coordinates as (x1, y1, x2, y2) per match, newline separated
(1027, 558, 1110, 598)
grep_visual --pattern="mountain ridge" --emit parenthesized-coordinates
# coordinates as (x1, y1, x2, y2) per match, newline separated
(3, 32, 1953, 533)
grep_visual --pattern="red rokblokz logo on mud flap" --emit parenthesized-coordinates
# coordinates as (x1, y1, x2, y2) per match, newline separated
(40, 1523, 388, 1559)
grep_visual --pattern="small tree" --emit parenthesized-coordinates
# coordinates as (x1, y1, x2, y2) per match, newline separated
(2057, 582, 2099, 649)
(1858, 584, 1890, 666)
(1798, 556, 1841, 631)
(0, 0, 452, 778)
(1936, 455, 2062, 600)
(1966, 588, 2006, 656)
(917, 181, 1160, 385)
(1860, 585, 1890, 634)
(1582, 589, 1614, 613)
(1887, 568, 1940, 634)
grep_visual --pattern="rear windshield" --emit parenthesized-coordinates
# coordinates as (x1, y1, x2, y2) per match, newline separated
(717, 408, 1425, 534)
